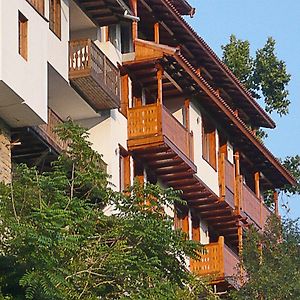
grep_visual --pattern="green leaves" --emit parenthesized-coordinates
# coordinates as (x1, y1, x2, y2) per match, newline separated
(222, 35, 291, 116)
(254, 37, 291, 116)
(0, 122, 215, 300)
(222, 35, 257, 94)
(231, 216, 300, 300)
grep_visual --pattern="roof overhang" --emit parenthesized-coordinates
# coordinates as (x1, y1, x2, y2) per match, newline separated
(122, 39, 296, 188)
(138, 0, 276, 129)
(74, 0, 134, 27)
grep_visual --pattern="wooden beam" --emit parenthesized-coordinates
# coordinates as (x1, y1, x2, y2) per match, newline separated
(154, 22, 160, 44)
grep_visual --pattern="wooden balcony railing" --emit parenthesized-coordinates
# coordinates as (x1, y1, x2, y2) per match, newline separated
(191, 236, 239, 281)
(33, 108, 68, 153)
(127, 103, 194, 161)
(69, 39, 120, 111)
(242, 183, 271, 228)
(27, 0, 44, 15)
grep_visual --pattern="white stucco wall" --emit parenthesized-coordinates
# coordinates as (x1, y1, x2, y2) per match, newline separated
(190, 102, 219, 195)
(88, 109, 128, 191)
(0, 0, 49, 126)
(47, 0, 69, 80)
(200, 218, 210, 244)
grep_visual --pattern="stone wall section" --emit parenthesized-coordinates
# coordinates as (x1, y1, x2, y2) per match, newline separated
(0, 119, 11, 184)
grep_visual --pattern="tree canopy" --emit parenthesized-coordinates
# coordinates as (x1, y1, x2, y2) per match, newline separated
(230, 216, 300, 300)
(0, 122, 218, 300)
(222, 35, 291, 116)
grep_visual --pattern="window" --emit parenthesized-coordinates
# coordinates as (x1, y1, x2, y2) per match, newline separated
(26, 0, 44, 15)
(18, 12, 28, 60)
(202, 117, 217, 169)
(49, 0, 61, 38)
(119, 147, 131, 191)
(108, 22, 133, 53)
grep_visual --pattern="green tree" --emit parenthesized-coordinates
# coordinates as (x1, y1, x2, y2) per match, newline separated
(222, 35, 300, 196)
(222, 35, 291, 116)
(230, 216, 300, 300)
(0, 121, 218, 300)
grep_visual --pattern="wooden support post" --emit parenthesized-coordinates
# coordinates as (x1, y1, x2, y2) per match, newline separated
(218, 141, 227, 200)
(234, 151, 241, 213)
(184, 99, 190, 131)
(156, 66, 163, 104)
(154, 22, 160, 44)
(182, 212, 189, 239)
(104, 26, 109, 42)
(238, 225, 243, 256)
(219, 152, 226, 199)
(191, 213, 200, 242)
(255, 171, 263, 227)
(274, 190, 279, 216)
(120, 74, 129, 117)
(134, 159, 144, 184)
(131, 0, 138, 42)
(254, 171, 260, 198)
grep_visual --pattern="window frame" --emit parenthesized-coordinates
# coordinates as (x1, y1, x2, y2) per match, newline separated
(18, 12, 28, 61)
(49, 0, 61, 38)
(202, 116, 217, 170)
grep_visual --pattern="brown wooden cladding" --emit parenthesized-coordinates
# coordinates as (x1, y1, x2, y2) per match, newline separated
(127, 103, 193, 161)
(27, 0, 44, 15)
(242, 183, 271, 229)
(190, 236, 239, 281)
(69, 39, 120, 111)
(33, 108, 67, 153)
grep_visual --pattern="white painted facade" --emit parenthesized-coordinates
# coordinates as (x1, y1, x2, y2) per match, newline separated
(0, 0, 227, 249)
(190, 101, 219, 195)
(0, 0, 49, 127)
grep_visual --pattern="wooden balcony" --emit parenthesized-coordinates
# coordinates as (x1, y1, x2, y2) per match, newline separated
(12, 108, 66, 168)
(128, 103, 196, 182)
(33, 108, 68, 153)
(128, 104, 240, 242)
(191, 236, 239, 284)
(69, 39, 120, 111)
(128, 103, 194, 160)
(242, 183, 271, 229)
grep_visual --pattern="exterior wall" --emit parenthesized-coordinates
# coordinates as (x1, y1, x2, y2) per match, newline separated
(0, 119, 11, 183)
(0, 0, 49, 126)
(190, 102, 219, 195)
(88, 110, 128, 191)
(47, 0, 70, 81)
(199, 219, 210, 244)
